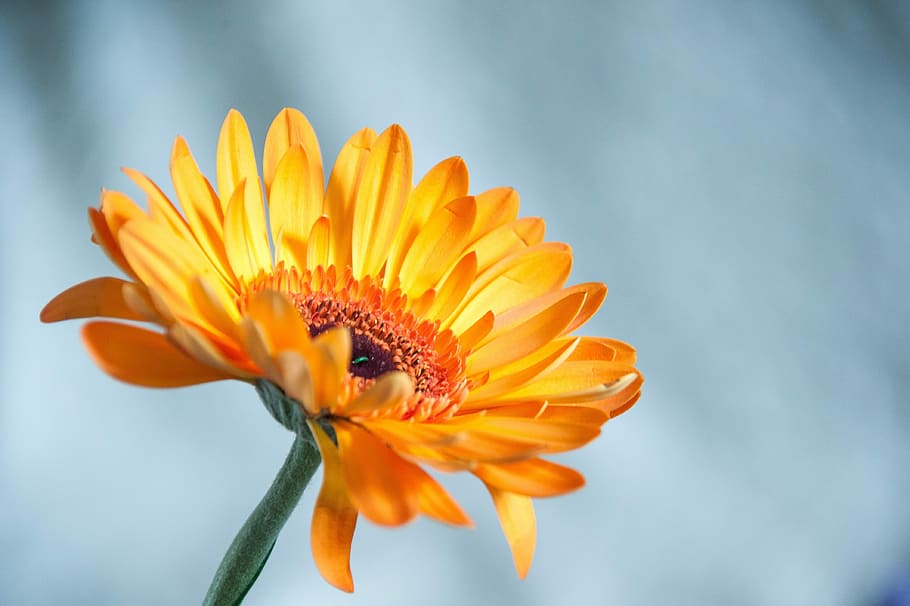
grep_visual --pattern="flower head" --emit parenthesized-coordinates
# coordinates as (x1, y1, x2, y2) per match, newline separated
(42, 108, 642, 591)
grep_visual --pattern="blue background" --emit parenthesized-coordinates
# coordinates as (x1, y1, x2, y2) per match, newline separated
(2, 2, 909, 604)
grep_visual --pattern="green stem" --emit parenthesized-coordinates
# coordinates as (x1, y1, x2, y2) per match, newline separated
(202, 431, 321, 605)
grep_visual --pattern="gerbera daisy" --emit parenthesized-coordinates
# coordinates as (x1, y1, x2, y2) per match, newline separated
(41, 108, 642, 593)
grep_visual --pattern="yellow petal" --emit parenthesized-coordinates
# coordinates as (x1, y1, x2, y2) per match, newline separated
(263, 108, 323, 199)
(344, 371, 414, 416)
(186, 276, 241, 340)
(425, 252, 477, 322)
(486, 486, 536, 579)
(269, 145, 322, 267)
(397, 196, 477, 297)
(169, 136, 237, 287)
(306, 215, 331, 269)
(41, 277, 145, 323)
(474, 458, 584, 497)
(310, 421, 358, 593)
(335, 422, 420, 526)
(119, 218, 235, 322)
(223, 178, 272, 279)
(216, 109, 259, 205)
(465, 337, 578, 403)
(466, 187, 520, 245)
(82, 321, 233, 387)
(385, 156, 469, 285)
(447, 242, 572, 335)
(351, 125, 412, 278)
(121, 167, 192, 239)
(505, 360, 635, 402)
(467, 217, 546, 275)
(468, 291, 587, 374)
(324, 128, 376, 269)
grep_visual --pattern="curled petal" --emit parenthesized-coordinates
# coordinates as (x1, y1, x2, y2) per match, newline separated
(310, 421, 358, 593)
(473, 458, 585, 497)
(335, 422, 419, 525)
(82, 321, 232, 387)
(41, 277, 145, 323)
(486, 485, 536, 579)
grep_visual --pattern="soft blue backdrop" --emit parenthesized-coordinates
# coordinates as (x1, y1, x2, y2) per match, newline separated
(2, 2, 908, 605)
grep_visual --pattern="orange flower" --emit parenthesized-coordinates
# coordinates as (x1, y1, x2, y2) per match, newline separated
(41, 108, 642, 591)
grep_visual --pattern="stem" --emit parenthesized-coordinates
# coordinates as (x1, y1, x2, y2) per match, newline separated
(202, 432, 321, 605)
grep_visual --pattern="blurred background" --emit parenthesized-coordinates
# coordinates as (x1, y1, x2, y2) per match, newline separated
(2, 1, 909, 604)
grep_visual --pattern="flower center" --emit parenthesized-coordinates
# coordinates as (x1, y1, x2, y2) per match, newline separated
(244, 264, 468, 420)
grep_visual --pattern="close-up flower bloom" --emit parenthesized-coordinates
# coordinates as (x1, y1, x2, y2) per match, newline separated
(41, 108, 642, 593)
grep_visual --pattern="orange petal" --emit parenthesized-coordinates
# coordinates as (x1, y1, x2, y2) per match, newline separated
(168, 322, 258, 379)
(310, 421, 358, 593)
(573, 337, 637, 365)
(324, 128, 376, 269)
(122, 282, 164, 323)
(564, 283, 607, 334)
(82, 321, 233, 387)
(88, 207, 134, 278)
(456, 310, 495, 354)
(263, 108, 323, 199)
(313, 326, 352, 374)
(238, 317, 279, 380)
(351, 125, 412, 278)
(100, 189, 144, 235)
(397, 196, 477, 297)
(223, 177, 272, 279)
(486, 486, 536, 579)
(365, 417, 549, 466)
(273, 350, 316, 414)
(449, 415, 601, 453)
(474, 458, 584, 497)
(269, 145, 322, 267)
(244, 290, 312, 352)
(41, 277, 146, 323)
(335, 422, 420, 526)
(415, 474, 473, 527)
